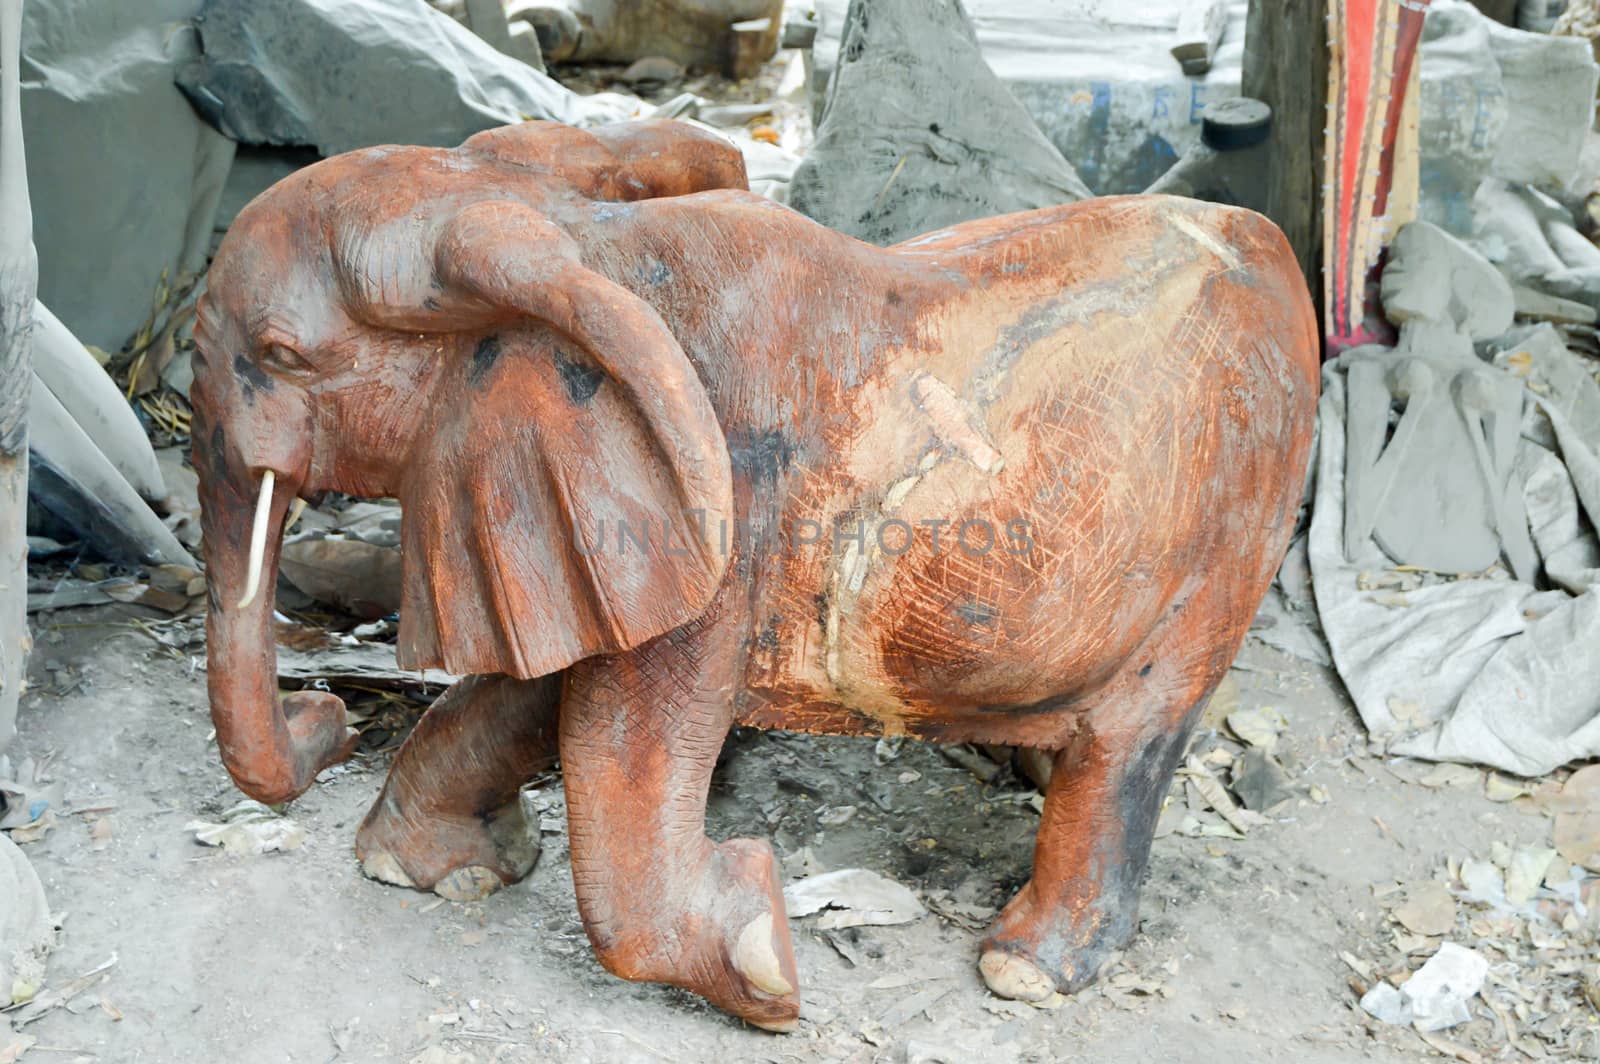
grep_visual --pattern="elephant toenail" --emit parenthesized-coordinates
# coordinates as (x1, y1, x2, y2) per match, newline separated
(360, 851, 416, 889)
(734, 913, 793, 996)
(979, 949, 1057, 1003)
(434, 866, 503, 902)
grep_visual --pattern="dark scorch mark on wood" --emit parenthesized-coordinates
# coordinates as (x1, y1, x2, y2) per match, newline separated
(728, 429, 794, 485)
(553, 348, 604, 404)
(234, 353, 275, 399)
(469, 335, 502, 385)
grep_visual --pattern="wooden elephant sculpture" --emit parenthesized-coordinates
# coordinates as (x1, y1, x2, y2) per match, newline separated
(191, 119, 1318, 1029)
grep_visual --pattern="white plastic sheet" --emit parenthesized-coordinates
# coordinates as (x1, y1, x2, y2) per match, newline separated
(1311, 333, 1600, 777)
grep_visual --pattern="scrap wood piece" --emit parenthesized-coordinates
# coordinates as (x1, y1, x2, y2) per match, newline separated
(100, 579, 191, 614)
(1172, 0, 1227, 75)
(1178, 755, 1270, 835)
(24, 579, 116, 613)
(275, 637, 457, 691)
(937, 742, 1003, 782)
(780, 9, 817, 49)
(729, 16, 777, 80)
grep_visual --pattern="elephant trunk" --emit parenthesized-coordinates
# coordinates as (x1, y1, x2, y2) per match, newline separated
(197, 421, 351, 803)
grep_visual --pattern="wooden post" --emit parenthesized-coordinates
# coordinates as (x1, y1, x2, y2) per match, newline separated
(1320, 0, 1431, 356)
(0, 7, 46, 979)
(1242, 0, 1328, 306)
(0, 0, 33, 751)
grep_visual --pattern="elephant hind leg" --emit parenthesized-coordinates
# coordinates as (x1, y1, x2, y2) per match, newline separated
(560, 608, 800, 1031)
(979, 711, 1199, 1001)
(355, 673, 560, 901)
(980, 578, 1242, 1001)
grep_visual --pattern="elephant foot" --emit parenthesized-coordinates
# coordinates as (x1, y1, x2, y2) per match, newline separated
(978, 949, 1061, 1003)
(354, 793, 540, 902)
(709, 839, 802, 1031)
(591, 838, 801, 1031)
(977, 882, 1137, 1003)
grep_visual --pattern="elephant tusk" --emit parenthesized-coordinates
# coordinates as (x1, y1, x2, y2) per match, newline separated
(236, 470, 275, 609)
(285, 496, 307, 535)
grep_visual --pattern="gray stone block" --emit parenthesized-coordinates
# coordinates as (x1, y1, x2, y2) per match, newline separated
(177, 0, 632, 158)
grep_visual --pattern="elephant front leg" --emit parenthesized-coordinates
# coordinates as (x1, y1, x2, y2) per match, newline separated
(560, 617, 800, 1031)
(356, 673, 560, 901)
(979, 710, 1199, 1003)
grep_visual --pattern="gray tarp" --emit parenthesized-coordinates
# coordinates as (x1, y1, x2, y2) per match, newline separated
(23, 0, 642, 351)
(1419, 0, 1600, 234)
(21, 0, 232, 352)
(177, 0, 638, 157)
(1310, 332, 1600, 777)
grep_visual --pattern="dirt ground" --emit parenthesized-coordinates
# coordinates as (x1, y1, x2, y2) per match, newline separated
(7, 604, 1592, 1064)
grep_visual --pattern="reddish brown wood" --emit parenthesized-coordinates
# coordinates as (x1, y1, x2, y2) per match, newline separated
(191, 119, 1319, 1028)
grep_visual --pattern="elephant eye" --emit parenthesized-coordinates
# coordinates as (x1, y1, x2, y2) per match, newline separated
(260, 343, 317, 378)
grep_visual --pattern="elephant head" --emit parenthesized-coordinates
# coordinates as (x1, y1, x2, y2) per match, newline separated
(191, 124, 739, 803)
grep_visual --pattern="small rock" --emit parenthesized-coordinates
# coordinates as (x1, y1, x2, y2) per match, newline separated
(1393, 882, 1457, 937)
(1225, 707, 1285, 752)
(1554, 766, 1600, 871)
(1505, 847, 1557, 905)
(619, 56, 684, 86)
(1231, 749, 1295, 812)
(818, 804, 857, 826)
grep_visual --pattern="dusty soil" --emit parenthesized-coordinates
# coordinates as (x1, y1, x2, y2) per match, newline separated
(7, 605, 1582, 1064)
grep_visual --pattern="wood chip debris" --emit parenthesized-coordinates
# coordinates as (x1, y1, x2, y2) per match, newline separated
(784, 868, 925, 930)
(2, 955, 118, 1027)
(1177, 755, 1270, 836)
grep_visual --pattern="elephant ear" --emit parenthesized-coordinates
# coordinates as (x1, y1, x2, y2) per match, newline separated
(395, 205, 733, 680)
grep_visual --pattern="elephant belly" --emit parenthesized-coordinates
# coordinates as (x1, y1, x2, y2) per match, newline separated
(735, 197, 1317, 748)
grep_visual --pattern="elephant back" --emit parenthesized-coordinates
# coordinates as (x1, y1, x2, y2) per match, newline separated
(740, 196, 1319, 740)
